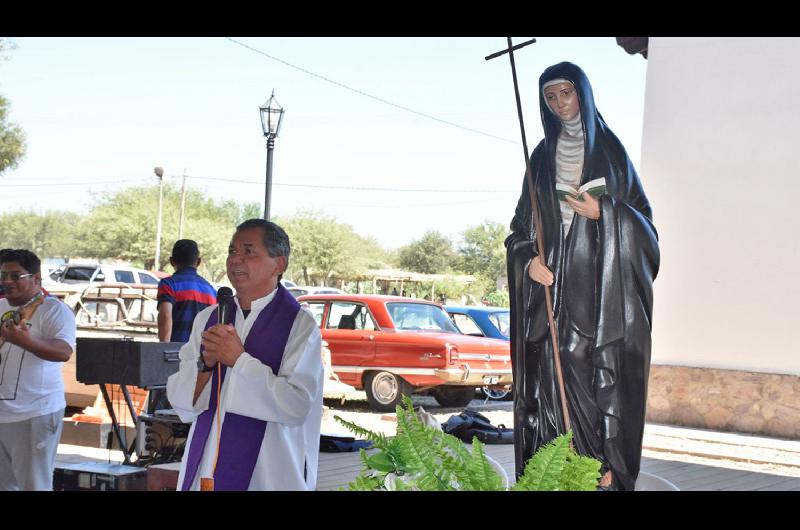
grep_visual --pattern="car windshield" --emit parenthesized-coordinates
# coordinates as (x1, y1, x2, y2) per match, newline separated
(387, 302, 460, 333)
(489, 311, 510, 338)
(64, 267, 97, 281)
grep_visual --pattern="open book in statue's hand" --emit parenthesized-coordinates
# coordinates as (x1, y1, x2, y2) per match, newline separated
(556, 177, 607, 201)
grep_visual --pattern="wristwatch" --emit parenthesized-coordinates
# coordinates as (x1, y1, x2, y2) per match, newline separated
(197, 352, 214, 373)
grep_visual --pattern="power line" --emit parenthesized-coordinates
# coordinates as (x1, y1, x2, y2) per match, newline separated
(225, 37, 519, 145)
(1, 174, 519, 194)
(1, 178, 145, 188)
(183, 174, 516, 193)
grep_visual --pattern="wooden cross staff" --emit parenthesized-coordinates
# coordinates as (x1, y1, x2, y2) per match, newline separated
(486, 37, 571, 435)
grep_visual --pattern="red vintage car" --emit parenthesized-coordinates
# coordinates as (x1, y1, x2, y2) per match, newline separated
(297, 294, 512, 412)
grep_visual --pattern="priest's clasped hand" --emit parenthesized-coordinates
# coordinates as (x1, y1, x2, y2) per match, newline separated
(200, 324, 245, 367)
(565, 192, 600, 220)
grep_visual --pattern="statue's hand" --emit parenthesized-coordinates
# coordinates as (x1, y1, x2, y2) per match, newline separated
(527, 255, 554, 286)
(565, 192, 601, 220)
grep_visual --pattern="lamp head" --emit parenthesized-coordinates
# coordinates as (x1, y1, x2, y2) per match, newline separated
(259, 90, 285, 138)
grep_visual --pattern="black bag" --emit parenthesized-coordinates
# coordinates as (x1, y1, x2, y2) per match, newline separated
(441, 409, 514, 445)
(319, 434, 373, 453)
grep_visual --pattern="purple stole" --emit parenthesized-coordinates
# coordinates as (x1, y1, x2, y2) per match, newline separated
(180, 284, 300, 491)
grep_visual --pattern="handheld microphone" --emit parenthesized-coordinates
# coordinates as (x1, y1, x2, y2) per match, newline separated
(216, 286, 234, 325)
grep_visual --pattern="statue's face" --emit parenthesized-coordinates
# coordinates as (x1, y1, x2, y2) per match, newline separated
(544, 82, 580, 121)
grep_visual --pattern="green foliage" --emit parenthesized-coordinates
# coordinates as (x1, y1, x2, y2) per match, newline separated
(397, 230, 459, 274)
(0, 40, 25, 175)
(332, 415, 390, 452)
(511, 431, 602, 491)
(337, 398, 601, 491)
(462, 275, 494, 304)
(485, 289, 509, 308)
(417, 276, 469, 303)
(462, 439, 506, 491)
(336, 396, 505, 491)
(0, 210, 81, 257)
(75, 182, 258, 280)
(0, 94, 26, 175)
(343, 473, 383, 491)
(276, 210, 390, 286)
(458, 220, 507, 282)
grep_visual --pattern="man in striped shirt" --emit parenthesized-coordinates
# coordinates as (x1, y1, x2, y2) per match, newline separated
(157, 240, 217, 343)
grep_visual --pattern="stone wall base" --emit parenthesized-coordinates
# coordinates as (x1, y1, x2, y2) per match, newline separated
(646, 365, 800, 439)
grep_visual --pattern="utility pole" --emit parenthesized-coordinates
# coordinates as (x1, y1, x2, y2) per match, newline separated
(179, 168, 187, 239)
(154, 166, 165, 271)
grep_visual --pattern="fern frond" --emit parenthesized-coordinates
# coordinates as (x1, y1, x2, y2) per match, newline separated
(512, 432, 572, 491)
(394, 397, 452, 490)
(559, 452, 602, 491)
(346, 474, 383, 491)
(462, 438, 505, 491)
(334, 415, 389, 450)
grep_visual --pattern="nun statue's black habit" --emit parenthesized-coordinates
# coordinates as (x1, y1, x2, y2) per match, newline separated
(505, 62, 660, 491)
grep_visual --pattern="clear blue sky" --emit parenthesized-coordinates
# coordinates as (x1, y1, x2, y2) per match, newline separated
(0, 37, 647, 249)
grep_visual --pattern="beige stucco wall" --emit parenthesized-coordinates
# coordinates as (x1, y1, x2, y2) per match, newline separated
(641, 37, 800, 376)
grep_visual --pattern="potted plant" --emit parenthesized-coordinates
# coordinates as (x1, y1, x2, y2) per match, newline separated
(334, 396, 602, 491)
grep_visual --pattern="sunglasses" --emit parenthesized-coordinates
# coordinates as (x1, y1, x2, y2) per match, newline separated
(0, 272, 35, 281)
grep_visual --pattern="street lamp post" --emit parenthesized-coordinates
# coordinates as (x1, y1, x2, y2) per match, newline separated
(259, 90, 285, 220)
(154, 166, 165, 271)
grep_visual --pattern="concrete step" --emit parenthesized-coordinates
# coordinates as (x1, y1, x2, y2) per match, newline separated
(642, 423, 800, 471)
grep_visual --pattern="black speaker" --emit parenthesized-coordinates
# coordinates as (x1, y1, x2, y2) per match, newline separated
(75, 337, 184, 388)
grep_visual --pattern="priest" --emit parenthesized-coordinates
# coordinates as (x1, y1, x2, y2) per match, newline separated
(167, 219, 324, 491)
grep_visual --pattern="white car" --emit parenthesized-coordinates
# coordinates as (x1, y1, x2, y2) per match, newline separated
(45, 261, 160, 286)
(44, 261, 162, 327)
(288, 286, 345, 298)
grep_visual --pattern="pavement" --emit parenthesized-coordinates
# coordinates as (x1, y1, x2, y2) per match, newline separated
(321, 395, 800, 478)
(56, 395, 800, 480)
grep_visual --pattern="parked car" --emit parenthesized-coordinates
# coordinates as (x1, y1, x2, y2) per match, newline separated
(288, 286, 345, 298)
(445, 305, 512, 401)
(43, 260, 161, 327)
(280, 279, 298, 289)
(297, 294, 511, 412)
(46, 260, 161, 286)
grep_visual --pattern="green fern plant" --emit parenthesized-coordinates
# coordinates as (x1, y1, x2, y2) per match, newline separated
(511, 431, 601, 491)
(334, 396, 601, 491)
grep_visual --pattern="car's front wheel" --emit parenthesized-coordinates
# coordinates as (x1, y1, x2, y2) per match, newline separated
(364, 371, 411, 413)
(431, 386, 476, 408)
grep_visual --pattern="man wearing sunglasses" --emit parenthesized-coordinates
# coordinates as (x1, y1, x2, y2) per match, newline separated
(0, 249, 76, 491)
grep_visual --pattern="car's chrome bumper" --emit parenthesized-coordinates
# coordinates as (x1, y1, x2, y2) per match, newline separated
(433, 365, 513, 385)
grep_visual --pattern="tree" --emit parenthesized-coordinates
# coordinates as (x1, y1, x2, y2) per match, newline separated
(277, 210, 390, 286)
(0, 210, 81, 257)
(76, 183, 259, 281)
(397, 231, 458, 274)
(0, 39, 26, 175)
(458, 220, 507, 282)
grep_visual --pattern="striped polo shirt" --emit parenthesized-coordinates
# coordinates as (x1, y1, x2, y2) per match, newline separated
(157, 267, 217, 343)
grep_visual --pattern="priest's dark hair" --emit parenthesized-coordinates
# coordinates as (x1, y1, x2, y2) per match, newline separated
(235, 219, 291, 260)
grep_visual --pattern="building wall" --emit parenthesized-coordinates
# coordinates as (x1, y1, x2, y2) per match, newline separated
(646, 365, 800, 438)
(641, 37, 800, 376)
